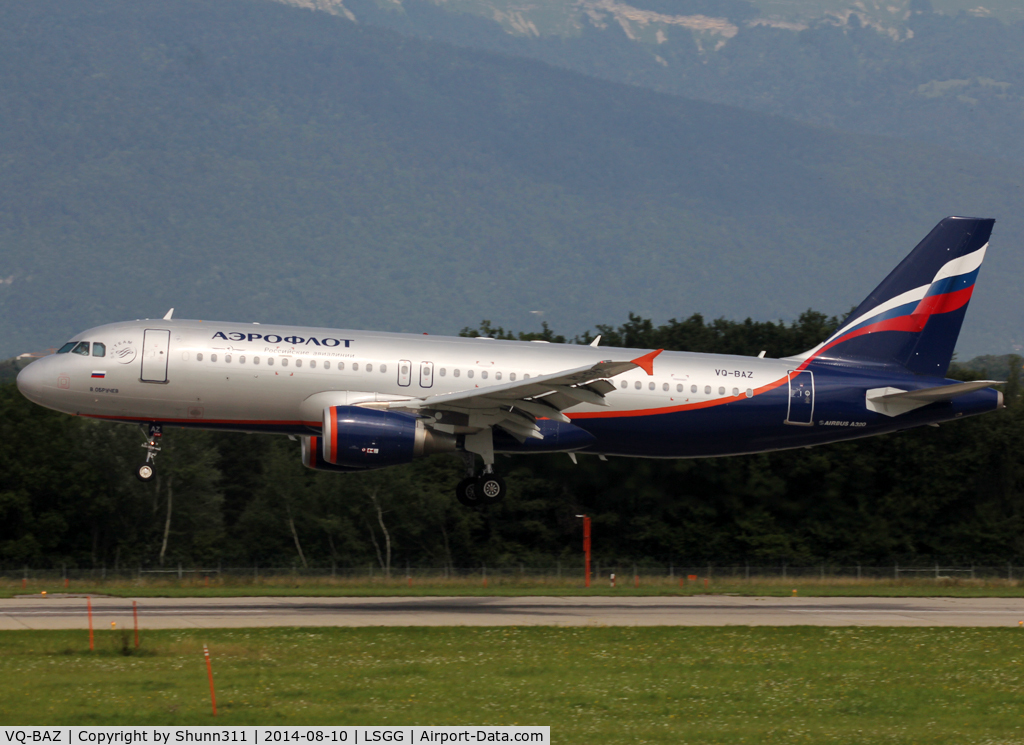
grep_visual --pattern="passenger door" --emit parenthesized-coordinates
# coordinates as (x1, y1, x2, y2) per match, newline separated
(785, 370, 814, 425)
(141, 329, 171, 383)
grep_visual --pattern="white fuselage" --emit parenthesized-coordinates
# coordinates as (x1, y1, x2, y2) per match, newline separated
(18, 318, 790, 432)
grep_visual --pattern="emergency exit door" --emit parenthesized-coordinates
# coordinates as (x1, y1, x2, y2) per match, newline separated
(398, 360, 412, 387)
(419, 361, 434, 388)
(141, 329, 171, 383)
(785, 370, 814, 426)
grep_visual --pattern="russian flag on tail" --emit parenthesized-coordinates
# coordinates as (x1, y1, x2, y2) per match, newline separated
(794, 216, 994, 377)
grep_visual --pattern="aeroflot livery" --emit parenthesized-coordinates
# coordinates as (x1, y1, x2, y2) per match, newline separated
(16, 217, 1003, 505)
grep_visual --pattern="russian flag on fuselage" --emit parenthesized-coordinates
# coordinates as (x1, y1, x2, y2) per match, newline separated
(797, 216, 993, 377)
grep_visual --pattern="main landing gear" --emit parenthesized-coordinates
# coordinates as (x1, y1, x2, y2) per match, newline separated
(136, 423, 162, 482)
(455, 451, 506, 507)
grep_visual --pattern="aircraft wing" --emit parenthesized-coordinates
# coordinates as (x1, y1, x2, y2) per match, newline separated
(382, 349, 663, 442)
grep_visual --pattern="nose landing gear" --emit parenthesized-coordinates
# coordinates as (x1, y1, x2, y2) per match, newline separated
(136, 424, 162, 482)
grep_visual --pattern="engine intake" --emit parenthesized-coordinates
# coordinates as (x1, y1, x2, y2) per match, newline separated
(319, 405, 455, 469)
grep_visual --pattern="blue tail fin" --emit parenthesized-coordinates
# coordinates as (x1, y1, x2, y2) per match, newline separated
(797, 216, 994, 376)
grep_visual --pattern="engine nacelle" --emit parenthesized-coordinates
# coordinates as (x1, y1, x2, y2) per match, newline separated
(319, 405, 456, 469)
(301, 436, 367, 472)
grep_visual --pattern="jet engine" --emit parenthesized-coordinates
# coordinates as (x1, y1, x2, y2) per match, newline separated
(305, 405, 456, 470)
(301, 436, 367, 472)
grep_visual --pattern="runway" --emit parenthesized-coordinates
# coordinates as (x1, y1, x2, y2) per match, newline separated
(2, 594, 1024, 629)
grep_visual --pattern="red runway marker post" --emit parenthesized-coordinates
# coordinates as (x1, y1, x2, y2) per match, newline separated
(87, 596, 94, 651)
(203, 644, 218, 716)
(133, 601, 139, 648)
(577, 514, 591, 588)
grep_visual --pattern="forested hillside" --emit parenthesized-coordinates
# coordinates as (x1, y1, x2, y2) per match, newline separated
(1, 0, 1022, 363)
(3, 314, 1022, 570)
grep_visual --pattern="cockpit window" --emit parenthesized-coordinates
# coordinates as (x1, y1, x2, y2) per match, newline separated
(92, 342, 106, 357)
(71, 342, 90, 356)
(57, 342, 77, 354)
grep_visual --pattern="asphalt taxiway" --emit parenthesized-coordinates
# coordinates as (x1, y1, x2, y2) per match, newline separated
(2, 595, 1023, 629)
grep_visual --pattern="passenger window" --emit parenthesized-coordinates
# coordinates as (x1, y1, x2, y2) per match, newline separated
(662, 382, 668, 391)
(481, 370, 488, 379)
(211, 353, 218, 363)
(524, 374, 530, 379)
(72, 342, 90, 356)
(401, 365, 409, 376)
(732, 387, 739, 396)
(324, 361, 330, 370)
(352, 362, 359, 371)
(380, 364, 387, 373)
(746, 388, 753, 398)
(92, 343, 106, 357)
(648, 382, 655, 391)
(439, 368, 446, 377)
(309, 360, 316, 369)
(366, 363, 373, 372)
(495, 372, 502, 380)
(197, 352, 204, 362)
(225, 355, 232, 363)
(57, 342, 77, 354)
(510, 373, 516, 381)
(267, 358, 274, 366)
(454, 369, 460, 377)
(620, 380, 627, 389)
(281, 358, 289, 367)
(676, 384, 682, 392)
(690, 385, 697, 394)
(253, 356, 260, 365)
(467, 370, 474, 379)
(295, 359, 302, 368)
(634, 381, 641, 390)
(338, 362, 344, 370)
(240, 356, 246, 364)
(704, 385, 711, 394)
(718, 386, 725, 395)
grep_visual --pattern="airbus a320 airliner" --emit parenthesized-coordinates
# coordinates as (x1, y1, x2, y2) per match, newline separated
(17, 217, 1003, 505)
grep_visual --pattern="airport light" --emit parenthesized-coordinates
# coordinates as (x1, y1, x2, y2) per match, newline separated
(576, 514, 591, 588)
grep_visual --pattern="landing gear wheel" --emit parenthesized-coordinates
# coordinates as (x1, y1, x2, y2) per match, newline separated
(476, 473, 506, 504)
(455, 477, 479, 507)
(136, 423, 162, 483)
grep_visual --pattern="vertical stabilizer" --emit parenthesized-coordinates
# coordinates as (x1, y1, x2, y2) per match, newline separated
(795, 216, 993, 376)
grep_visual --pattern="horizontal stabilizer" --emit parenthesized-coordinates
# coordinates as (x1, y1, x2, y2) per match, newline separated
(866, 380, 1002, 417)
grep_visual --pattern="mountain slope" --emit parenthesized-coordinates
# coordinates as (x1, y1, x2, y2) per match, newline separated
(0, 0, 1022, 359)
(292, 0, 1024, 165)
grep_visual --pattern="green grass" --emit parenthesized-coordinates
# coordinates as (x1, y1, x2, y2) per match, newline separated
(6, 574, 1024, 598)
(2, 626, 1024, 742)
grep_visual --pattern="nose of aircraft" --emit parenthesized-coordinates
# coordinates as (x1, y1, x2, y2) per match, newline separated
(16, 359, 47, 404)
